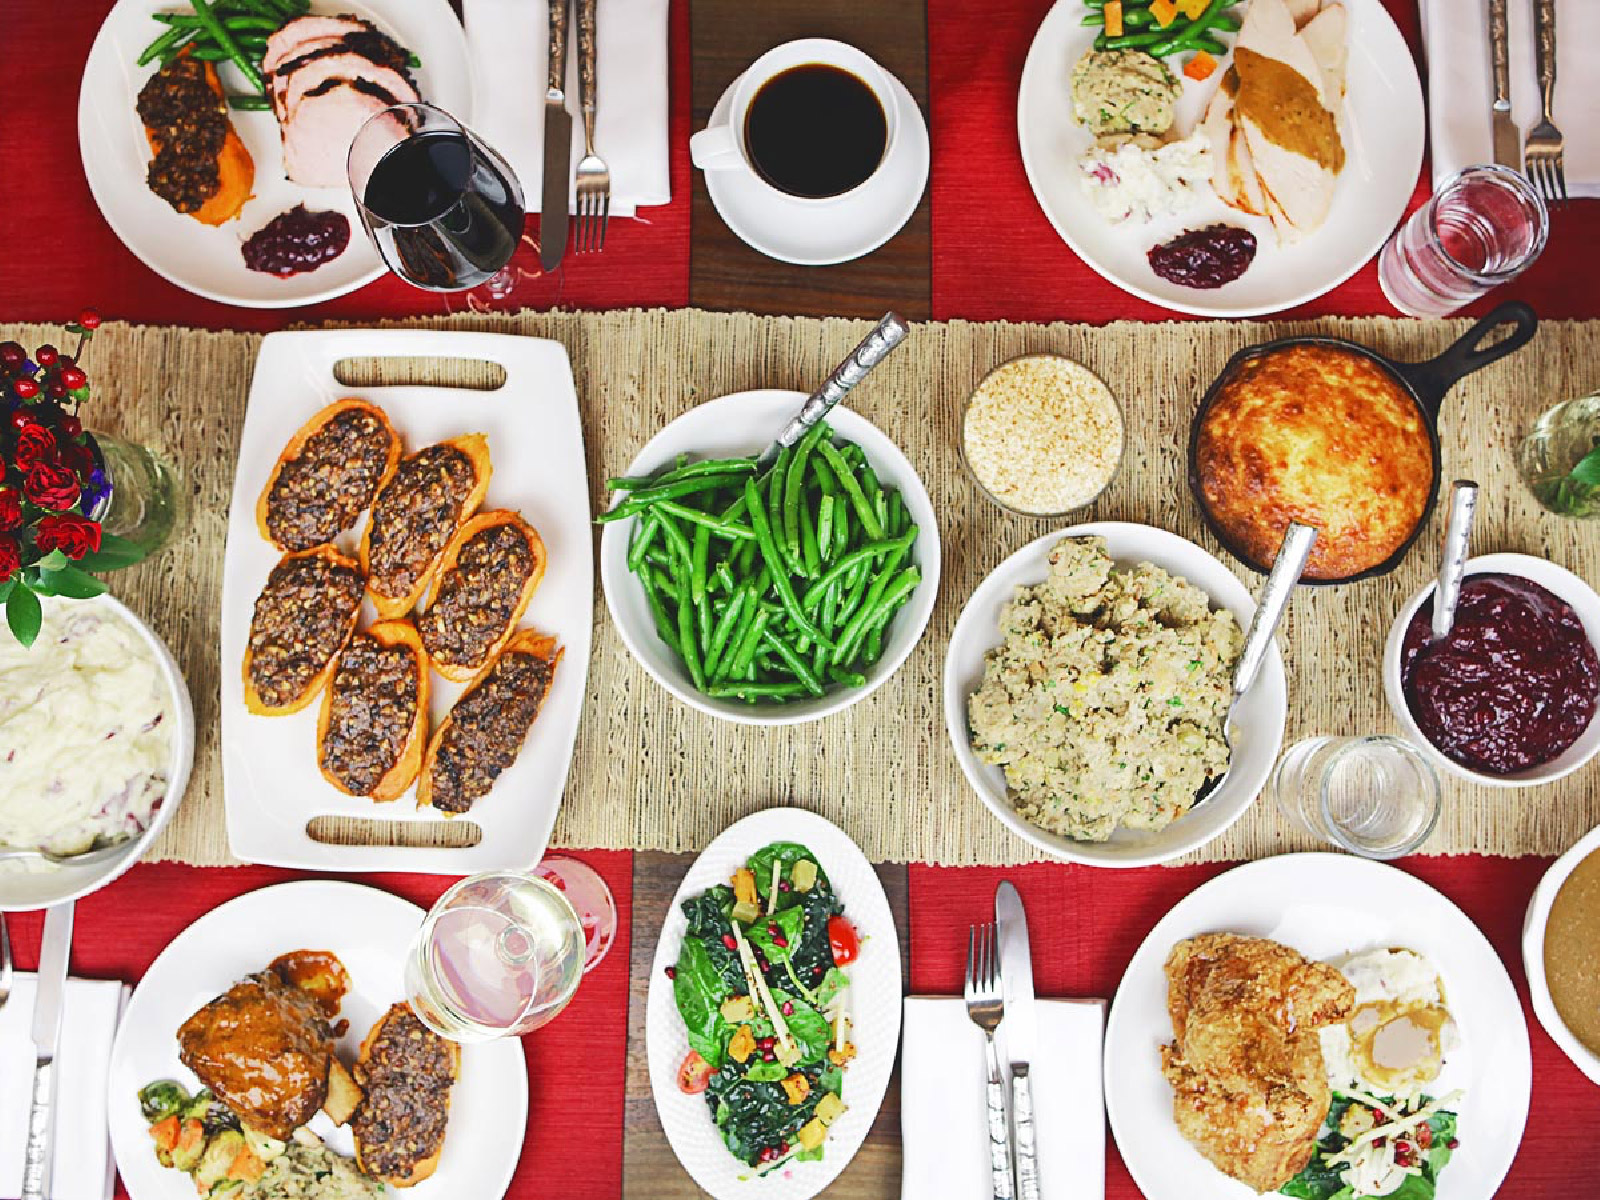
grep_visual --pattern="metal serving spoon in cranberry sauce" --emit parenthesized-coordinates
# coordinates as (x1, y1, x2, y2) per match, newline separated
(1400, 572, 1600, 774)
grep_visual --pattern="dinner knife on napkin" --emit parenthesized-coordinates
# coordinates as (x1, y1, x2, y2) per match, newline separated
(540, 0, 573, 270)
(995, 882, 1040, 1200)
(1488, 0, 1520, 169)
(22, 901, 73, 1200)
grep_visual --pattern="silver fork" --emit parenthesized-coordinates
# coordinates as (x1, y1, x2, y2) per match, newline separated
(573, 0, 610, 252)
(1523, 0, 1566, 204)
(0, 913, 12, 1012)
(965, 923, 1015, 1200)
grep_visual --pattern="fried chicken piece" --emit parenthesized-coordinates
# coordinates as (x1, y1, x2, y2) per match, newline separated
(177, 969, 335, 1140)
(1159, 933, 1355, 1193)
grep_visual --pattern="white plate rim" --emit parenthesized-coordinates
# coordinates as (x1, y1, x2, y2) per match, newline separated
(106, 878, 529, 1200)
(1015, 0, 1425, 317)
(219, 327, 593, 873)
(1104, 852, 1533, 1200)
(643, 807, 902, 1200)
(77, 0, 472, 309)
(942, 521, 1287, 867)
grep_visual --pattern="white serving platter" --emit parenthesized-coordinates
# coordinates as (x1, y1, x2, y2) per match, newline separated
(107, 880, 528, 1200)
(220, 328, 591, 873)
(1017, 0, 1424, 316)
(79, 0, 472, 308)
(645, 808, 902, 1200)
(1104, 854, 1532, 1200)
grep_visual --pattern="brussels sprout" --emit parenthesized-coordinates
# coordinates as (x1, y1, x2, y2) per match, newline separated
(138, 1080, 190, 1123)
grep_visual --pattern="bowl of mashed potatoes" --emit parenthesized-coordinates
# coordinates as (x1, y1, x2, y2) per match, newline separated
(0, 593, 194, 910)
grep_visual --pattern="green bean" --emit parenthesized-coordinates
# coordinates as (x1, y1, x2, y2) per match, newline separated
(799, 531, 916, 610)
(1148, 0, 1233, 56)
(820, 579, 841, 638)
(596, 475, 745, 521)
(815, 494, 834, 562)
(713, 561, 736, 594)
(864, 625, 883, 664)
(1096, 29, 1164, 49)
(640, 572, 680, 656)
(227, 94, 273, 110)
(1191, 33, 1228, 55)
(765, 450, 805, 578)
(887, 491, 907, 537)
(833, 495, 850, 557)
(654, 509, 693, 570)
(650, 500, 755, 541)
(709, 682, 809, 701)
(643, 548, 674, 573)
(784, 423, 828, 570)
(829, 668, 868, 688)
(607, 459, 755, 490)
(817, 443, 883, 540)
(726, 608, 772, 679)
(138, 25, 193, 65)
(188, 45, 230, 59)
(690, 524, 711, 605)
(835, 567, 920, 665)
(696, 591, 713, 652)
(743, 478, 833, 650)
(704, 590, 748, 679)
(762, 633, 824, 696)
(189, 0, 265, 92)
(799, 498, 820, 577)
(675, 573, 705, 691)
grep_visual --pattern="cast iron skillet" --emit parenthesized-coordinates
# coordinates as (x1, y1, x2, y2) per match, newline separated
(1187, 300, 1539, 585)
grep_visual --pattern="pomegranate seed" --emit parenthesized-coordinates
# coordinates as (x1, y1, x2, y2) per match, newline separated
(1447, 1140, 1459, 1150)
(1395, 1142, 1411, 1154)
(781, 1001, 794, 1015)
(763, 1050, 776, 1061)
(664, 966, 676, 980)
(758, 1036, 775, 1049)
(722, 934, 737, 950)
(778, 1141, 789, 1154)
(773, 935, 789, 948)
(1415, 1125, 1432, 1149)
(813, 966, 824, 977)
(1374, 1137, 1386, 1148)
(778, 881, 790, 891)
(767, 924, 780, 936)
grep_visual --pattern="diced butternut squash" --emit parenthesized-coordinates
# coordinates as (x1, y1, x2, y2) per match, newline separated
(732, 867, 758, 907)
(790, 859, 818, 893)
(827, 1041, 858, 1067)
(797, 1118, 828, 1151)
(780, 1074, 812, 1106)
(228, 1146, 267, 1184)
(720, 994, 755, 1023)
(728, 1025, 757, 1063)
(1178, 0, 1210, 18)
(149, 1115, 181, 1152)
(816, 1092, 847, 1125)
(1150, 0, 1179, 27)
(1104, 0, 1124, 37)
(1184, 50, 1218, 81)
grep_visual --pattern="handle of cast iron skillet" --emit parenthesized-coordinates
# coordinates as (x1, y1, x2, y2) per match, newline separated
(1399, 301, 1538, 417)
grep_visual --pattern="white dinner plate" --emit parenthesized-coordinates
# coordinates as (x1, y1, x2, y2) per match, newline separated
(1017, 0, 1424, 316)
(107, 880, 528, 1200)
(1105, 854, 1532, 1200)
(78, 0, 471, 308)
(645, 808, 902, 1200)
(220, 328, 592, 873)
(944, 523, 1286, 867)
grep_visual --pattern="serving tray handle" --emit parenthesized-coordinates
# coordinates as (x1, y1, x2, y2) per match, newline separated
(1397, 301, 1538, 417)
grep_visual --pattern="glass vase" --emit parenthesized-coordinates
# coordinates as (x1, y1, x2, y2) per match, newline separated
(86, 432, 185, 556)
(1516, 391, 1600, 520)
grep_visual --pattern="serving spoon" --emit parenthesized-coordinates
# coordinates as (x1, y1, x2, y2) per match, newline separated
(1197, 521, 1318, 802)
(0, 836, 132, 869)
(754, 312, 909, 474)
(1430, 480, 1479, 641)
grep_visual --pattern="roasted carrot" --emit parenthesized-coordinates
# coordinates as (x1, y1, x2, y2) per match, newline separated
(1183, 49, 1218, 80)
(1104, 0, 1124, 37)
(1149, 0, 1179, 28)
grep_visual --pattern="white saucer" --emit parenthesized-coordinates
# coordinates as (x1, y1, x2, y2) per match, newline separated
(700, 71, 929, 267)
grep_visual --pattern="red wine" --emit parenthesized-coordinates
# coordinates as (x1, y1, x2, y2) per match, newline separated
(362, 129, 524, 291)
(744, 64, 888, 199)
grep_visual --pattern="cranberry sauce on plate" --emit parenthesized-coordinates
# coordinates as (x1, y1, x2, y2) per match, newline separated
(1400, 572, 1600, 774)
(242, 205, 350, 276)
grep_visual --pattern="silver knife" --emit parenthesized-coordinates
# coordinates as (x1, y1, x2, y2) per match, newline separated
(995, 882, 1040, 1200)
(539, 0, 573, 271)
(23, 901, 74, 1200)
(1488, 0, 1520, 169)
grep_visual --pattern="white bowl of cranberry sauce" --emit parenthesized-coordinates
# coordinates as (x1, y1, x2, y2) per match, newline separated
(1383, 553, 1600, 788)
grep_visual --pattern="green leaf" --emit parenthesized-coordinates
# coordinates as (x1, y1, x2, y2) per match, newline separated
(34, 549, 69, 571)
(76, 531, 146, 572)
(769, 991, 832, 1064)
(1569, 446, 1600, 488)
(0, 578, 14, 604)
(6, 585, 41, 648)
(674, 937, 731, 1068)
(742, 1062, 788, 1082)
(748, 905, 805, 966)
(32, 564, 106, 600)
(747, 842, 831, 910)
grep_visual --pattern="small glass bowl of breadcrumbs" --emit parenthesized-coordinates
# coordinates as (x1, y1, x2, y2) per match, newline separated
(960, 354, 1125, 516)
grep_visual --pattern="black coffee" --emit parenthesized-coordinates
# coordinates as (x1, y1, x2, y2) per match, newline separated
(744, 64, 888, 199)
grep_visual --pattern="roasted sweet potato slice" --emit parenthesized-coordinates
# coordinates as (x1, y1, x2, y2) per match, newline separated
(352, 1003, 459, 1187)
(417, 629, 562, 814)
(316, 620, 430, 801)
(243, 546, 365, 716)
(139, 56, 254, 225)
(257, 398, 402, 552)
(417, 510, 547, 683)
(360, 435, 492, 620)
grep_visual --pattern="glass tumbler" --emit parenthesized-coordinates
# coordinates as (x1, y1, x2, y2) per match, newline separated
(404, 870, 586, 1042)
(1271, 735, 1442, 859)
(1378, 165, 1548, 318)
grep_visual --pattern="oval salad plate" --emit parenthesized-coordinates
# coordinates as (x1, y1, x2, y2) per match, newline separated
(645, 807, 902, 1200)
(78, 0, 471, 308)
(1104, 854, 1531, 1200)
(1017, 0, 1423, 316)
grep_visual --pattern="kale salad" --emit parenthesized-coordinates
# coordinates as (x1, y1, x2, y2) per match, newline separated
(1281, 1092, 1461, 1200)
(668, 840, 861, 1172)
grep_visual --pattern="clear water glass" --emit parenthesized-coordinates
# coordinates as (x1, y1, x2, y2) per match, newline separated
(1272, 735, 1442, 859)
(88, 432, 185, 556)
(531, 856, 619, 973)
(1516, 390, 1600, 519)
(1378, 165, 1548, 318)
(405, 871, 585, 1042)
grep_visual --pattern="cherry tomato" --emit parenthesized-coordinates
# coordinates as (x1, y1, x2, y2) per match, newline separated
(676, 1050, 713, 1094)
(827, 915, 860, 965)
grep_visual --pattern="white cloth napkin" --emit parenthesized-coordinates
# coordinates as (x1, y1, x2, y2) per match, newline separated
(901, 996, 1106, 1200)
(462, 0, 671, 218)
(1421, 0, 1600, 196)
(0, 974, 127, 1200)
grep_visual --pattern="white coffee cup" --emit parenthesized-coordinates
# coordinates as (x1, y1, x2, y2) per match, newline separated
(689, 39, 899, 205)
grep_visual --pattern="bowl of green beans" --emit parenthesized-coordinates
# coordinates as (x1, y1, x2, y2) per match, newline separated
(598, 389, 941, 724)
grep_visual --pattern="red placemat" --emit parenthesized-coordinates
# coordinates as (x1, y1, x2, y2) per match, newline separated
(5, 853, 632, 1200)
(908, 855, 1598, 1198)
(0, 2, 693, 332)
(924, 0, 1600, 325)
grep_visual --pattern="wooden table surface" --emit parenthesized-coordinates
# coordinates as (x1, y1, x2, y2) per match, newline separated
(687, 0, 933, 321)
(624, 853, 912, 1196)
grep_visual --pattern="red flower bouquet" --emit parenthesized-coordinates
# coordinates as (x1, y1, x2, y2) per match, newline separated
(0, 310, 145, 647)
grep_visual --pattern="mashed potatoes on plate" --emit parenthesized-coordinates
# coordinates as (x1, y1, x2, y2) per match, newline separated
(967, 537, 1241, 841)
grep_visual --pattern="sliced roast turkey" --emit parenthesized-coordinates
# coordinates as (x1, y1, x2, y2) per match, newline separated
(262, 15, 371, 73)
(283, 80, 408, 188)
(275, 53, 418, 122)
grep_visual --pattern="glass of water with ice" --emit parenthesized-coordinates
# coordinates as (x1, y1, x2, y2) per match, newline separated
(1271, 735, 1443, 859)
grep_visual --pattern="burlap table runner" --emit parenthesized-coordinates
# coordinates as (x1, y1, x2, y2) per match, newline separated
(7, 309, 1598, 868)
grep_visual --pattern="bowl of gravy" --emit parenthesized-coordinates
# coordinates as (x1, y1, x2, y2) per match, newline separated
(1524, 822, 1600, 1086)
